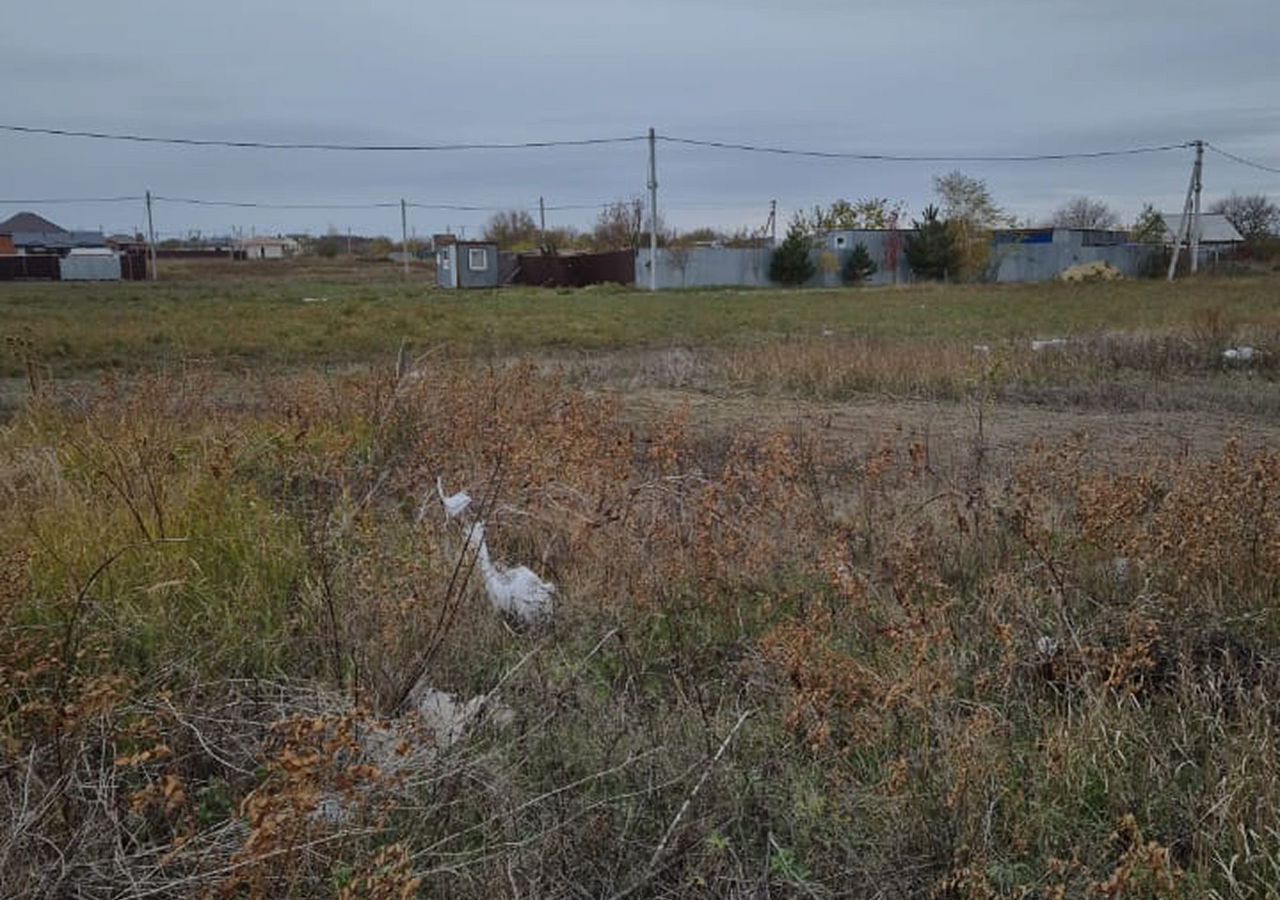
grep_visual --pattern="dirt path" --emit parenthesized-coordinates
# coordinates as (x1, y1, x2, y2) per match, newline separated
(620, 387, 1280, 470)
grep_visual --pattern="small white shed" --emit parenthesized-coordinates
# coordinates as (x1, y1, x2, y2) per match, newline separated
(60, 248, 122, 281)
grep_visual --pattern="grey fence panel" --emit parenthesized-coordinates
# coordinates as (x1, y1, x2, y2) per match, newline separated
(60, 254, 122, 281)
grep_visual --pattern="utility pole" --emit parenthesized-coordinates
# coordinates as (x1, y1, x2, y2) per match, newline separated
(647, 127, 658, 291)
(538, 196, 546, 252)
(400, 198, 410, 277)
(769, 199, 777, 245)
(1189, 140, 1204, 274)
(145, 190, 158, 281)
(346, 227, 352, 257)
(1166, 142, 1200, 282)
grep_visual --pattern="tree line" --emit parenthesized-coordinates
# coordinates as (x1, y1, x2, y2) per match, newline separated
(767, 174, 1279, 286)
(472, 176, 1279, 286)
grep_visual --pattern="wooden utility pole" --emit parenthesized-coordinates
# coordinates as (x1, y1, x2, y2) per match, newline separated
(145, 190, 158, 281)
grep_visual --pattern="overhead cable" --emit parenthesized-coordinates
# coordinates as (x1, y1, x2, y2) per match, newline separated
(0, 123, 647, 152)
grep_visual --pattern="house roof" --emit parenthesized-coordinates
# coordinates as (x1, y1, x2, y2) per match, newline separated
(0, 211, 66, 234)
(1161, 212, 1243, 243)
(11, 230, 107, 249)
(238, 236, 299, 246)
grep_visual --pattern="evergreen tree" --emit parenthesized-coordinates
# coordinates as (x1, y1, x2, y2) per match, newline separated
(904, 205, 958, 280)
(843, 242, 878, 285)
(769, 222, 816, 286)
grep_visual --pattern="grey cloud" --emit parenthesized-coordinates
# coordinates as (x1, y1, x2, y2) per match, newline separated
(0, 0, 1275, 237)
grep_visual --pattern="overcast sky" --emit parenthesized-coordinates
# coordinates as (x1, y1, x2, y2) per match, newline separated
(2, 0, 1277, 238)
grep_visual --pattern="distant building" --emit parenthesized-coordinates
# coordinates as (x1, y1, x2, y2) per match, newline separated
(0, 211, 64, 235)
(0, 211, 108, 255)
(434, 235, 500, 289)
(1160, 212, 1244, 247)
(812, 229, 913, 286)
(990, 227, 1150, 282)
(0, 211, 139, 281)
(237, 236, 300, 260)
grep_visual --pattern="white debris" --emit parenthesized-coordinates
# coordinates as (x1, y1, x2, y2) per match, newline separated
(466, 521, 555, 625)
(1035, 635, 1061, 658)
(411, 687, 488, 749)
(1223, 346, 1258, 363)
(435, 476, 473, 521)
(821, 328, 834, 337)
(313, 793, 349, 824)
(300, 296, 329, 303)
(972, 344, 991, 354)
(1031, 338, 1069, 352)
(311, 686, 515, 824)
(1113, 556, 1131, 580)
(1060, 261, 1123, 283)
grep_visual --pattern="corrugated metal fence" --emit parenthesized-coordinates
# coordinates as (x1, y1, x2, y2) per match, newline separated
(0, 256, 60, 280)
(515, 250, 635, 287)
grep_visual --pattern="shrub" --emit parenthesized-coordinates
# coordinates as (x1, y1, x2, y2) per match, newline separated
(769, 222, 816, 286)
(904, 204, 958, 280)
(842, 243, 878, 285)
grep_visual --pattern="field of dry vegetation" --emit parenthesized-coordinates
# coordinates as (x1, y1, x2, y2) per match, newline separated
(3, 267, 1280, 897)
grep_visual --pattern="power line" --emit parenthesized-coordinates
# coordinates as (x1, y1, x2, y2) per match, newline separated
(406, 201, 521, 212)
(155, 195, 401, 210)
(0, 123, 647, 152)
(0, 193, 745, 215)
(0, 122, 1201, 163)
(0, 195, 144, 204)
(1205, 142, 1280, 175)
(658, 134, 1194, 162)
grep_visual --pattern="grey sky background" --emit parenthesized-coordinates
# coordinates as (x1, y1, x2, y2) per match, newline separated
(2, 0, 1277, 239)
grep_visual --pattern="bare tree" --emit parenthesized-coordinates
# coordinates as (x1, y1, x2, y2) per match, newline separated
(1210, 193, 1279, 241)
(591, 198, 644, 250)
(482, 210, 539, 250)
(934, 171, 1009, 229)
(1051, 196, 1122, 229)
(792, 197, 908, 234)
(591, 197, 669, 251)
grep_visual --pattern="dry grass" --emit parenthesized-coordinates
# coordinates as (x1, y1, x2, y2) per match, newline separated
(3, 348, 1280, 897)
(4, 265, 1280, 381)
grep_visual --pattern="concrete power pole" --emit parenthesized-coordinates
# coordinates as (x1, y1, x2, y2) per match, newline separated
(647, 127, 659, 292)
(400, 198, 410, 277)
(1166, 142, 1201, 282)
(539, 196, 546, 252)
(1189, 140, 1204, 274)
(145, 190, 158, 281)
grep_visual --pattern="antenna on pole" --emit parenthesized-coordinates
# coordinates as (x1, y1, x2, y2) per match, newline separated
(145, 189, 158, 281)
(647, 127, 658, 291)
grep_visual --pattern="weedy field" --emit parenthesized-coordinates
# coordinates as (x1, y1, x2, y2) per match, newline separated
(2, 267, 1280, 898)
